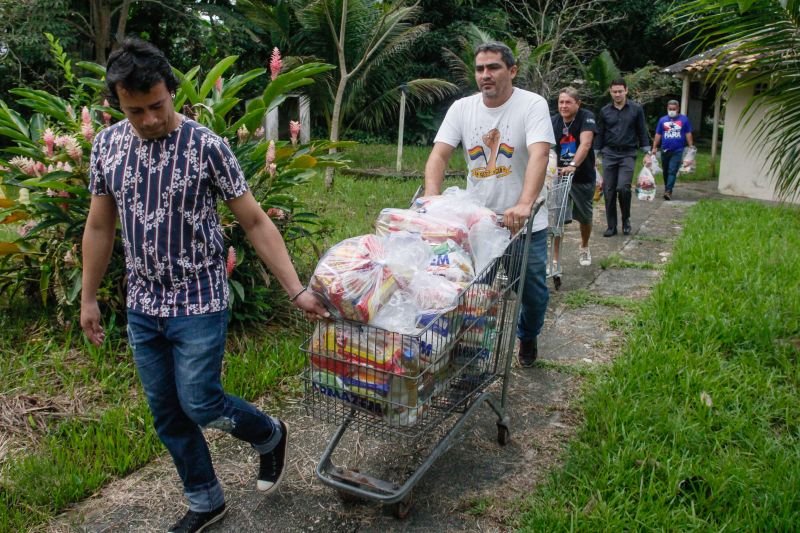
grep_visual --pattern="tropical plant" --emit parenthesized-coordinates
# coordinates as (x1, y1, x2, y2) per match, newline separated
(0, 35, 341, 325)
(238, 0, 459, 187)
(671, 0, 800, 199)
(581, 50, 680, 109)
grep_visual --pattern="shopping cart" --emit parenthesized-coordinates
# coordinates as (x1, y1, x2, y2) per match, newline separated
(301, 199, 544, 518)
(546, 171, 574, 290)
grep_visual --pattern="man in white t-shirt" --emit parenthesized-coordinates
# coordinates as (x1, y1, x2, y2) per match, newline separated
(424, 42, 553, 367)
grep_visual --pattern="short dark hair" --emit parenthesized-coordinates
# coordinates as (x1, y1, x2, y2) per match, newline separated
(667, 99, 680, 107)
(609, 78, 627, 89)
(105, 37, 179, 107)
(474, 42, 516, 68)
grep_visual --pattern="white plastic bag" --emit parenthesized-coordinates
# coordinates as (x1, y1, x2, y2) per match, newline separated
(427, 239, 474, 283)
(646, 153, 662, 175)
(468, 218, 511, 273)
(375, 208, 470, 248)
(679, 145, 697, 174)
(414, 187, 498, 229)
(636, 166, 656, 201)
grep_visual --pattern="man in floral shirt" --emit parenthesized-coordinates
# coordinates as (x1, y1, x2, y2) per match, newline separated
(80, 38, 328, 533)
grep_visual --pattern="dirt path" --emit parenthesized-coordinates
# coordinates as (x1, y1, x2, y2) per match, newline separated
(48, 182, 721, 533)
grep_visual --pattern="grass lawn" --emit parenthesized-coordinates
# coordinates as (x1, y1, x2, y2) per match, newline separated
(519, 200, 800, 530)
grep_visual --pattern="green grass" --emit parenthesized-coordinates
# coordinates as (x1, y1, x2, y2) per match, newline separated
(341, 143, 467, 174)
(0, 309, 304, 533)
(518, 199, 800, 531)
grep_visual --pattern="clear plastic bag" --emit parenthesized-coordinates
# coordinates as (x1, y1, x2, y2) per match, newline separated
(544, 149, 558, 191)
(468, 218, 511, 273)
(594, 162, 604, 202)
(646, 153, 662, 175)
(427, 239, 474, 283)
(414, 187, 498, 228)
(679, 145, 697, 174)
(636, 165, 656, 201)
(375, 208, 470, 248)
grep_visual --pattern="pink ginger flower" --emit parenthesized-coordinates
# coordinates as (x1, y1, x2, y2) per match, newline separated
(61, 161, 73, 173)
(226, 246, 236, 276)
(253, 127, 265, 139)
(270, 47, 282, 81)
(43, 128, 55, 157)
(266, 207, 286, 220)
(10, 156, 37, 176)
(57, 190, 70, 198)
(46, 188, 58, 197)
(18, 220, 36, 237)
(269, 163, 277, 177)
(102, 99, 112, 126)
(215, 77, 223, 94)
(34, 162, 46, 176)
(57, 135, 82, 163)
(81, 106, 94, 142)
(266, 140, 276, 165)
(223, 137, 230, 148)
(66, 104, 75, 120)
(289, 120, 301, 146)
(81, 106, 91, 126)
(237, 126, 249, 144)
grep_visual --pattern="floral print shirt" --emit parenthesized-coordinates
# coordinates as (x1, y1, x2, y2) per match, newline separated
(89, 117, 248, 317)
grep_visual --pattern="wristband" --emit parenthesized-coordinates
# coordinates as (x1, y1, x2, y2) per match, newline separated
(289, 287, 307, 303)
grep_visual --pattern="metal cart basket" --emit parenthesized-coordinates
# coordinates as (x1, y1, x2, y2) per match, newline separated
(546, 171, 574, 290)
(301, 200, 544, 518)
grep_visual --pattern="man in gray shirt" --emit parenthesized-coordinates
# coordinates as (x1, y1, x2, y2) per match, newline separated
(595, 78, 651, 236)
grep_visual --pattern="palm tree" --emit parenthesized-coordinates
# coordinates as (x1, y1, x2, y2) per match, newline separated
(238, 0, 458, 187)
(672, 0, 800, 199)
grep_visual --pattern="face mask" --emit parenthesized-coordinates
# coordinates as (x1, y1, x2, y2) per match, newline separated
(667, 110, 677, 118)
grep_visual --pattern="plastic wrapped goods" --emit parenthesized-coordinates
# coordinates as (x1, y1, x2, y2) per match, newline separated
(646, 153, 662, 175)
(375, 208, 469, 248)
(414, 187, 498, 229)
(636, 166, 656, 201)
(468, 218, 511, 273)
(427, 239, 474, 283)
(679, 145, 697, 174)
(309, 234, 397, 322)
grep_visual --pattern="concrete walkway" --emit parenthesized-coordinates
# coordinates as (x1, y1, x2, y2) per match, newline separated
(50, 182, 723, 533)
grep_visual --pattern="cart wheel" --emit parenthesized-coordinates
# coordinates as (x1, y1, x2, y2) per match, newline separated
(553, 275, 562, 290)
(497, 423, 511, 445)
(391, 492, 414, 519)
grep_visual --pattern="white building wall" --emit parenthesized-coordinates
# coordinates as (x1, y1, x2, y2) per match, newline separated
(719, 85, 800, 203)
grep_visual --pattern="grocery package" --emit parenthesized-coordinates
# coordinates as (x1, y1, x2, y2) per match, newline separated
(594, 163, 604, 202)
(375, 208, 469, 248)
(545, 149, 558, 190)
(308, 321, 435, 426)
(427, 239, 474, 283)
(309, 234, 395, 322)
(414, 187, 498, 229)
(646, 153, 662, 175)
(679, 145, 697, 174)
(469, 218, 511, 273)
(636, 166, 656, 201)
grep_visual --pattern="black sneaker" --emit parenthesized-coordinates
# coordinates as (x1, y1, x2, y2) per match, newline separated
(518, 338, 538, 367)
(622, 219, 631, 235)
(167, 504, 226, 533)
(257, 420, 288, 494)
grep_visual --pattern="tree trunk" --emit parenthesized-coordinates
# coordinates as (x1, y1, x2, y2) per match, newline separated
(325, 74, 349, 188)
(90, 0, 112, 64)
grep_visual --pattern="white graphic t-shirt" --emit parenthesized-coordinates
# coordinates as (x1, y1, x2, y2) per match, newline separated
(434, 88, 554, 231)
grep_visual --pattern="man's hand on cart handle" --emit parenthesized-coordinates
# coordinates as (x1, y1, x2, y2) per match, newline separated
(293, 290, 330, 321)
(503, 200, 535, 235)
(558, 165, 576, 176)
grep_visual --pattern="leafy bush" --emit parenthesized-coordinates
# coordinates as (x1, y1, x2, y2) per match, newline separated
(0, 34, 344, 325)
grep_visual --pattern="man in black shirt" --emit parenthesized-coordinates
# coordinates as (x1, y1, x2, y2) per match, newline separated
(595, 78, 651, 236)
(551, 87, 596, 266)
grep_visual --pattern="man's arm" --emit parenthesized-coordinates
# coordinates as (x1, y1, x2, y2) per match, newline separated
(80, 195, 118, 346)
(636, 105, 651, 152)
(561, 130, 594, 174)
(226, 191, 328, 319)
(686, 132, 694, 147)
(594, 109, 605, 151)
(652, 132, 662, 154)
(423, 142, 456, 196)
(503, 141, 550, 234)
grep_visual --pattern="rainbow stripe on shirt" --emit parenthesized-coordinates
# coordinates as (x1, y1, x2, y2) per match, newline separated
(498, 143, 514, 158)
(467, 146, 485, 160)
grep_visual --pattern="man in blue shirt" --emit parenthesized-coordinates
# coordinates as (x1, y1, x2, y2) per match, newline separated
(651, 100, 694, 200)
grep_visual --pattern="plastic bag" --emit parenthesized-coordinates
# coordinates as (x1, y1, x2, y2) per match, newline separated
(468, 218, 511, 273)
(308, 235, 397, 322)
(375, 208, 470, 248)
(636, 166, 656, 201)
(594, 162, 604, 202)
(679, 145, 697, 174)
(646, 153, 662, 175)
(544, 149, 559, 190)
(414, 187, 498, 229)
(427, 239, 474, 283)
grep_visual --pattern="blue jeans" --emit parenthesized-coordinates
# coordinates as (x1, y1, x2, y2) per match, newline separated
(127, 309, 282, 512)
(514, 228, 549, 341)
(660, 150, 682, 193)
